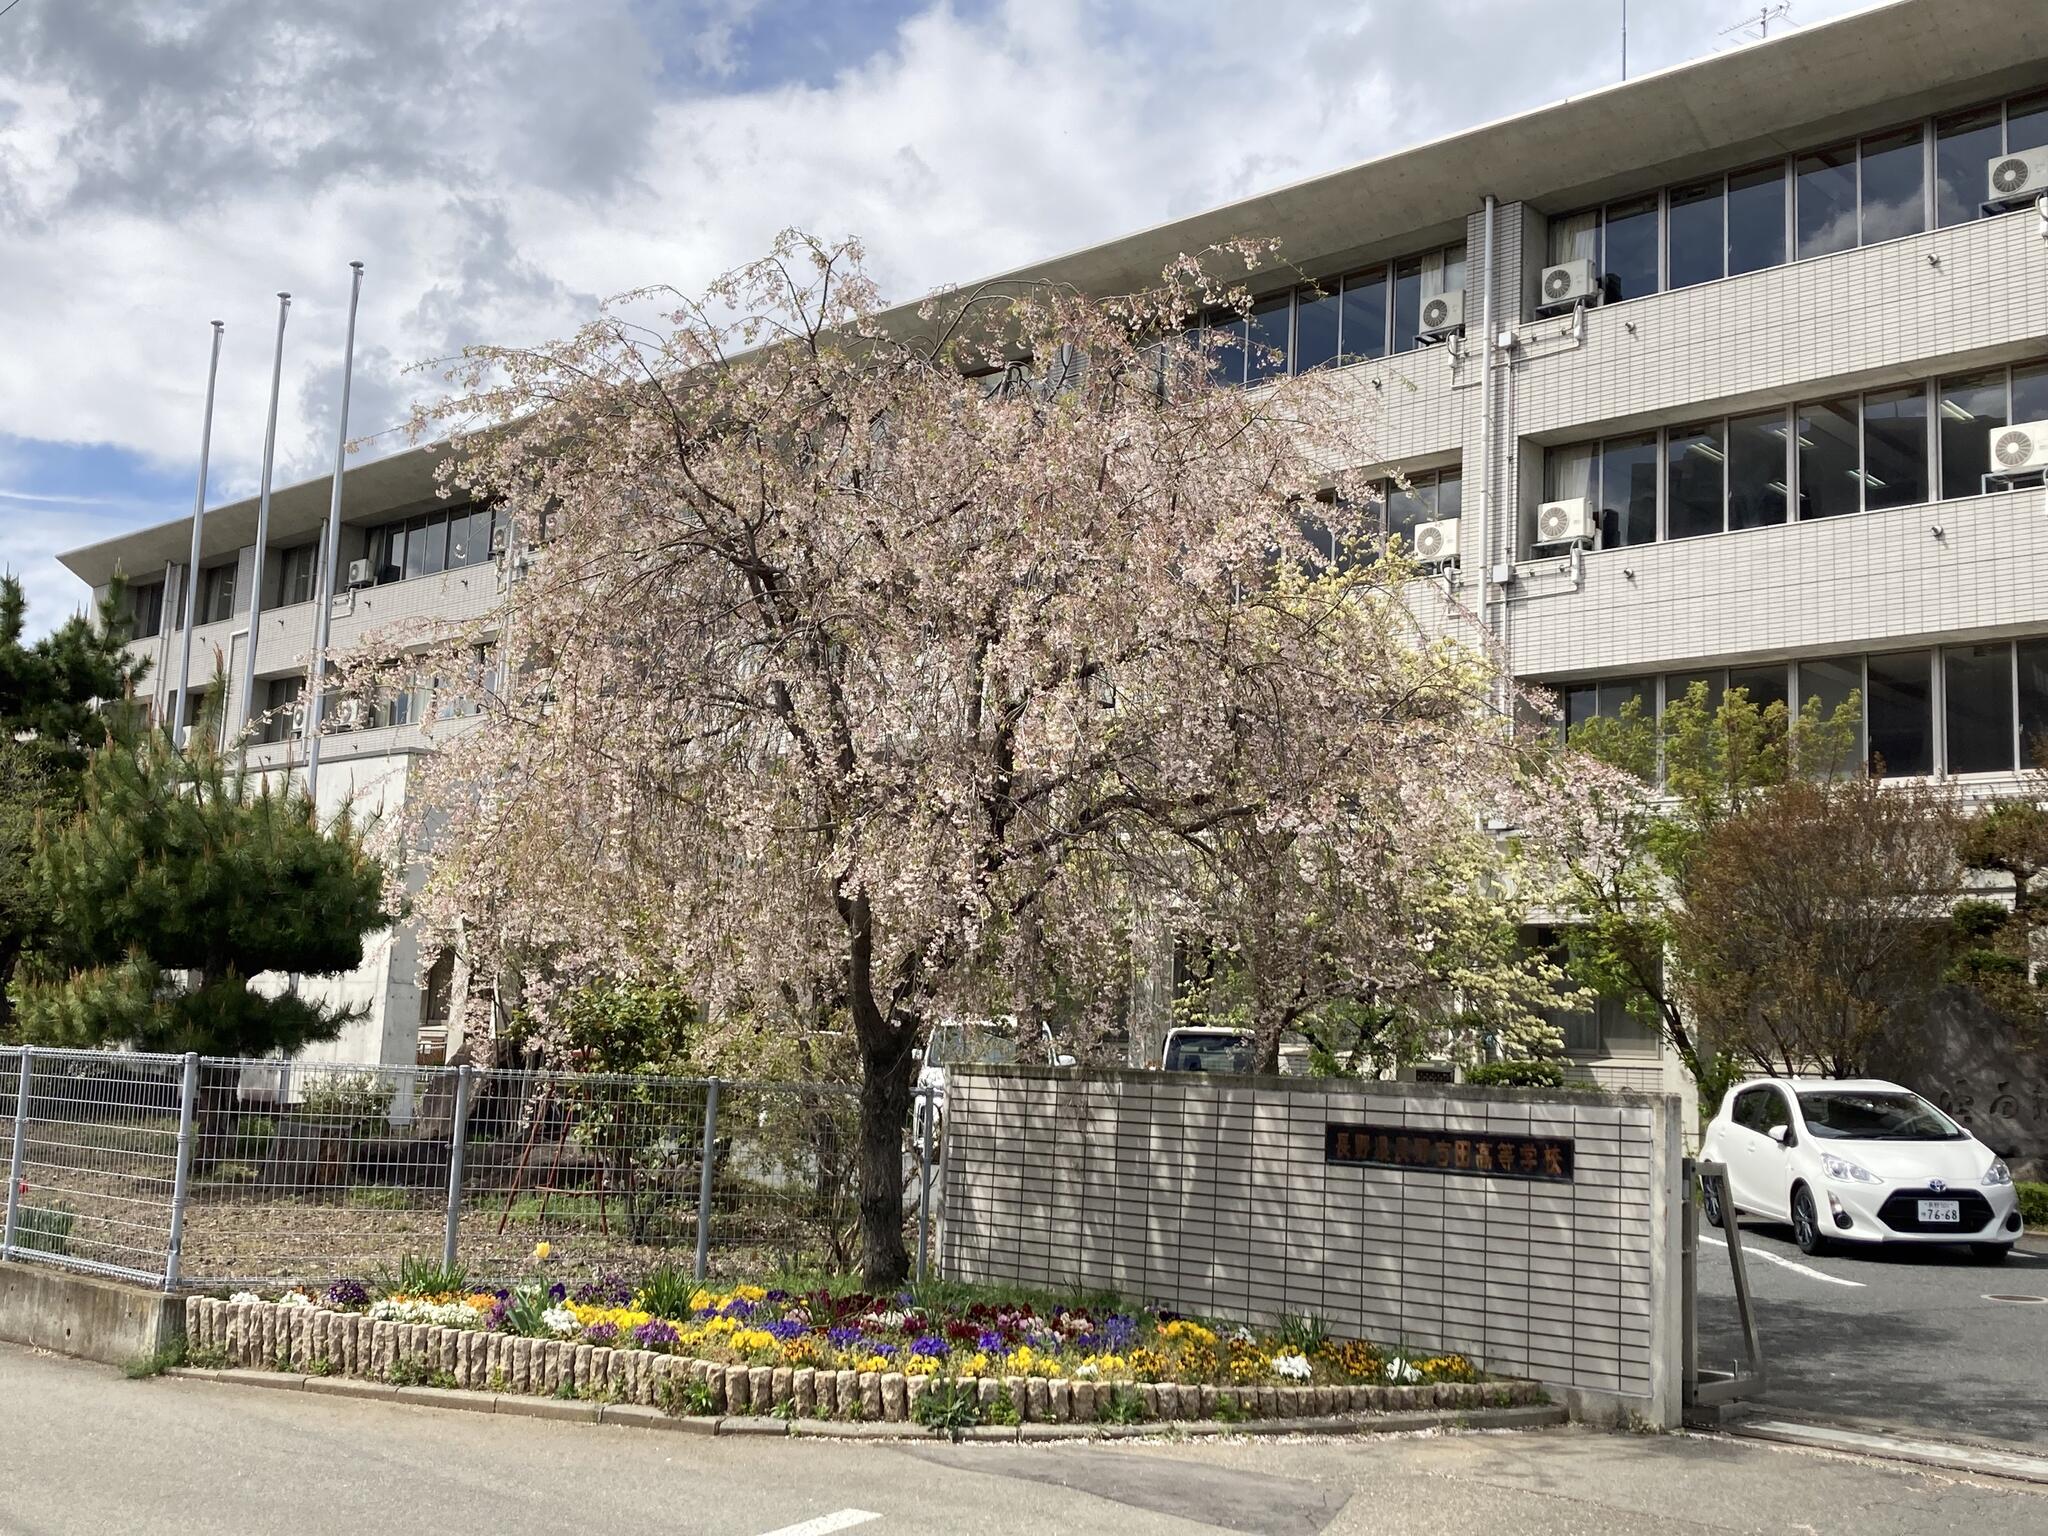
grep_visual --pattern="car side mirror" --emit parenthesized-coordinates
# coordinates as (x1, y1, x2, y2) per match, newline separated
(1767, 1124, 1791, 1146)
(1054, 1053, 1077, 1068)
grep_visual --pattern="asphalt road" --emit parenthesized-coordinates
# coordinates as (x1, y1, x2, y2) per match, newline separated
(1695, 1220, 2048, 1446)
(3, 1345, 2047, 1536)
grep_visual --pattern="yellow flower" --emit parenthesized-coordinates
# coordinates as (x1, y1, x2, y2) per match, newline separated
(1159, 1320, 1216, 1346)
(1009, 1345, 1036, 1374)
(687, 1289, 717, 1313)
(731, 1328, 778, 1354)
(532, 1241, 551, 1262)
(731, 1284, 767, 1303)
(963, 1352, 990, 1376)
(903, 1356, 939, 1377)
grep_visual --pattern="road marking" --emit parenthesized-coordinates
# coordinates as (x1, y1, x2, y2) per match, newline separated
(1734, 1420, 2048, 1487)
(1701, 1234, 1864, 1288)
(755, 1511, 882, 1536)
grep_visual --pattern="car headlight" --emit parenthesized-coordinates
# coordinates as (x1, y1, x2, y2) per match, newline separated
(1982, 1159, 2013, 1187)
(1819, 1153, 1881, 1184)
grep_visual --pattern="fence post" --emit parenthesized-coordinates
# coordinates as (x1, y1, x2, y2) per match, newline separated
(916, 1084, 934, 1284)
(442, 1065, 473, 1274)
(3, 1048, 30, 1259)
(163, 1052, 200, 1292)
(693, 1078, 720, 1282)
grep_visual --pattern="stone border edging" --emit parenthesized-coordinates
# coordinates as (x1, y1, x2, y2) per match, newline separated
(183, 1296, 1547, 1428)
(163, 1366, 1570, 1441)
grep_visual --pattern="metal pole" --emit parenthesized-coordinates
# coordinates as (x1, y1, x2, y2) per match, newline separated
(163, 1053, 200, 1292)
(235, 292, 292, 754)
(916, 1085, 934, 1284)
(442, 1065, 473, 1273)
(3, 1049, 31, 1258)
(303, 261, 365, 806)
(693, 1078, 720, 1282)
(171, 321, 225, 744)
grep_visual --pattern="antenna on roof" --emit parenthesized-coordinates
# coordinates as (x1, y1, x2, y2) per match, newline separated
(1719, 3, 1794, 45)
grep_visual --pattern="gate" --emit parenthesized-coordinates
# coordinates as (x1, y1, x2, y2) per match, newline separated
(1681, 1158, 1766, 1413)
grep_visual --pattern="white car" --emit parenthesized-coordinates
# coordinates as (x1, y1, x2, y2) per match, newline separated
(1699, 1077, 2022, 1264)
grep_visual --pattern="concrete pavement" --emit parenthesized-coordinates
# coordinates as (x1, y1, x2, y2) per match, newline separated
(3, 1344, 2047, 1534)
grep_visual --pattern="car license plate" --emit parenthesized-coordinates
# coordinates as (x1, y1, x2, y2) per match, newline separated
(1918, 1199, 1960, 1223)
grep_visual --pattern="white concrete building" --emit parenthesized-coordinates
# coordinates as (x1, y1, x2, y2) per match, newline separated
(60, 0, 2048, 1090)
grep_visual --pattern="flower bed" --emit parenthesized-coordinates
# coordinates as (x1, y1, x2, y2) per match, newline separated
(187, 1265, 1543, 1427)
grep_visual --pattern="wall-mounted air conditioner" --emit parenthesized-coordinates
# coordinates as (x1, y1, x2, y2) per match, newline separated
(1534, 497, 1596, 547)
(1539, 258, 1600, 310)
(1991, 419, 2048, 474)
(1988, 148, 2048, 204)
(345, 558, 373, 589)
(1416, 289, 1465, 340)
(1410, 517, 1460, 565)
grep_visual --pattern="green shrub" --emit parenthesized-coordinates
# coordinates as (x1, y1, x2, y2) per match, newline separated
(345, 1186, 411, 1211)
(1274, 1312, 1328, 1355)
(372, 1255, 468, 1299)
(1464, 1060, 1567, 1090)
(1098, 1385, 1147, 1426)
(912, 1377, 981, 1437)
(985, 1383, 1020, 1426)
(2019, 1181, 2048, 1230)
(299, 1073, 395, 1130)
(16, 1204, 74, 1255)
(232, 1115, 276, 1165)
(635, 1262, 696, 1321)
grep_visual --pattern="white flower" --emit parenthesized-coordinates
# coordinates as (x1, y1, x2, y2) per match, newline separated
(1385, 1356, 1422, 1385)
(276, 1290, 314, 1308)
(228, 1291, 264, 1306)
(368, 1298, 483, 1329)
(1073, 1362, 1100, 1378)
(1232, 1325, 1256, 1345)
(858, 1309, 907, 1330)
(542, 1306, 581, 1336)
(1271, 1353, 1311, 1381)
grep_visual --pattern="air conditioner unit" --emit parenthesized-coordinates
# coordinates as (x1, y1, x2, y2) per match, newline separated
(345, 558, 373, 589)
(1988, 148, 2048, 203)
(1410, 517, 1460, 565)
(1397, 1062, 1458, 1085)
(1534, 497, 1597, 547)
(1416, 288, 1465, 340)
(1539, 258, 1600, 309)
(488, 524, 511, 557)
(1990, 419, 2048, 474)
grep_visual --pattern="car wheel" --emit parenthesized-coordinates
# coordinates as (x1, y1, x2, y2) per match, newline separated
(1792, 1185, 1829, 1256)
(1702, 1182, 1725, 1229)
(1970, 1242, 2011, 1266)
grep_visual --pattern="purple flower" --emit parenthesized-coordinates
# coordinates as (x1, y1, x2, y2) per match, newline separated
(1103, 1316, 1139, 1350)
(485, 1298, 513, 1332)
(632, 1318, 679, 1351)
(583, 1322, 620, 1346)
(911, 1335, 949, 1359)
(827, 1326, 864, 1349)
(718, 1298, 757, 1320)
(324, 1278, 369, 1308)
(765, 1288, 789, 1302)
(546, 1282, 567, 1303)
(868, 1341, 899, 1360)
(766, 1319, 806, 1342)
(571, 1271, 634, 1307)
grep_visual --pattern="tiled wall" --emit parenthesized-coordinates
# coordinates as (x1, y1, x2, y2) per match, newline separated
(941, 1066, 1685, 1423)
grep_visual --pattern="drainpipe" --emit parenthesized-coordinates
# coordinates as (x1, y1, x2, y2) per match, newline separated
(1478, 195, 1499, 713)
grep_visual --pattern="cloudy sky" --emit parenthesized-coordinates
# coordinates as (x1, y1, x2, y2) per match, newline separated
(1, 0, 1888, 632)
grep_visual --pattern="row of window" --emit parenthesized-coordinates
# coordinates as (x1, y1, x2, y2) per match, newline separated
(1548, 86, 2048, 302)
(1299, 468, 1462, 564)
(368, 504, 501, 586)
(1196, 242, 1468, 384)
(1557, 639, 2048, 779)
(1543, 360, 2048, 549)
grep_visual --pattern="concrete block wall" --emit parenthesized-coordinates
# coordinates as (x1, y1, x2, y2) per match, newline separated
(942, 1066, 1685, 1426)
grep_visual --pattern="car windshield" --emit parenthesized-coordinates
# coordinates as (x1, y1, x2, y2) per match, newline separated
(924, 1024, 1019, 1070)
(1796, 1089, 1965, 1141)
(1164, 1032, 1256, 1073)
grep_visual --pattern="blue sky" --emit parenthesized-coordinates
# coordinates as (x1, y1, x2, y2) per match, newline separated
(0, 0, 1887, 635)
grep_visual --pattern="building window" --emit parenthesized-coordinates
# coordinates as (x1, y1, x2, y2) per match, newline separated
(2020, 639, 2048, 766)
(1945, 644, 2016, 775)
(1245, 292, 1291, 384)
(369, 504, 494, 586)
(1866, 650, 1933, 777)
(124, 580, 164, 641)
(1796, 142, 1859, 261)
(1861, 385, 1929, 510)
(259, 675, 305, 745)
(1936, 105, 2004, 228)
(1727, 664, 1790, 714)
(277, 543, 319, 607)
(1601, 195, 1660, 303)
(1858, 125, 1927, 246)
(1293, 283, 1341, 373)
(1385, 467, 1460, 550)
(199, 562, 238, 625)
(1667, 179, 1725, 290)
(1795, 397, 1861, 520)
(1195, 242, 1465, 385)
(1795, 657, 1864, 764)
(1938, 370, 2009, 500)
(1664, 421, 1727, 540)
(1727, 409, 1790, 530)
(1338, 267, 1390, 363)
(1725, 161, 1787, 275)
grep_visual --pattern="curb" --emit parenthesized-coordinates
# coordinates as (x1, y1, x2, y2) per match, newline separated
(162, 1369, 1566, 1442)
(1725, 1417, 2048, 1488)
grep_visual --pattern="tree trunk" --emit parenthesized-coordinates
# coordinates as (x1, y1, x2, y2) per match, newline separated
(856, 1027, 916, 1289)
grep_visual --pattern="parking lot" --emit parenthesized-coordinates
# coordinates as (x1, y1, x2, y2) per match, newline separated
(1696, 1222, 2048, 1447)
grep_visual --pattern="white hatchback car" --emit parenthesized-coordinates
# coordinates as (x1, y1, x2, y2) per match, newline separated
(1699, 1077, 2022, 1263)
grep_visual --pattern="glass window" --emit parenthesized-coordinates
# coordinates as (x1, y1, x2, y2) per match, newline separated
(2009, 89, 2048, 155)
(1665, 421, 1726, 540)
(374, 524, 404, 584)
(1936, 107, 2004, 227)
(1601, 195, 1660, 302)
(1667, 179, 1724, 290)
(1293, 285, 1341, 372)
(1728, 664, 1790, 715)
(1727, 161, 1787, 276)
(1340, 268, 1388, 362)
(1599, 678, 1651, 721)
(446, 510, 478, 570)
(1861, 386, 1928, 510)
(278, 543, 318, 606)
(1867, 650, 1934, 777)
(1728, 409, 1790, 529)
(125, 581, 164, 641)
(1664, 671, 1725, 715)
(1797, 143, 1859, 260)
(1796, 398, 1861, 520)
(1391, 258, 1424, 353)
(1797, 656, 1865, 764)
(1435, 469, 1462, 524)
(2019, 638, 2048, 767)
(1598, 435, 1658, 548)
(1246, 293, 1291, 384)
(1945, 644, 2015, 775)
(1548, 209, 1599, 268)
(2013, 361, 2048, 425)
(402, 517, 430, 580)
(1859, 126, 1927, 244)
(1439, 245, 1467, 294)
(1386, 476, 1432, 550)
(1938, 370, 2008, 500)
(200, 562, 238, 625)
(260, 676, 305, 745)
(1207, 316, 1245, 386)
(1565, 684, 1599, 736)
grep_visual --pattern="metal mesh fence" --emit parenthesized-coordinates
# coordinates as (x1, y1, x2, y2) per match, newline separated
(0, 1048, 918, 1291)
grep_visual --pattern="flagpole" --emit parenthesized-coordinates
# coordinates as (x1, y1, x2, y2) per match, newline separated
(236, 292, 292, 759)
(302, 261, 364, 809)
(171, 320, 225, 744)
